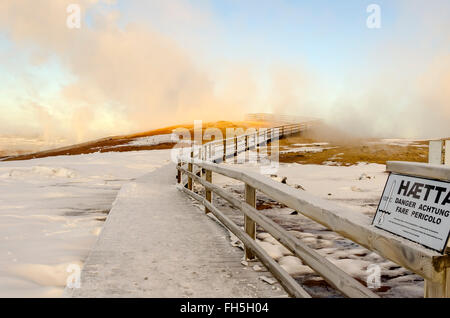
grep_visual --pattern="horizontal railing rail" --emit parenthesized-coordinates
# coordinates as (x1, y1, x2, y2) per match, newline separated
(177, 163, 378, 298)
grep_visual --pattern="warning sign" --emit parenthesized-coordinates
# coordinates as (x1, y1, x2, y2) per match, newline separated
(373, 173, 450, 253)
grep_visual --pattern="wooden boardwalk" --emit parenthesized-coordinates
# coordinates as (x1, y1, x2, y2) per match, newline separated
(68, 163, 286, 298)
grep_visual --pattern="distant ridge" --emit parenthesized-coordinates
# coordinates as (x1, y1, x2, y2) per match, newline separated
(2, 120, 271, 162)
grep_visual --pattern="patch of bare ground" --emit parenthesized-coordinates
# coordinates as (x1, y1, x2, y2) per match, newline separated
(3, 121, 270, 162)
(277, 123, 430, 166)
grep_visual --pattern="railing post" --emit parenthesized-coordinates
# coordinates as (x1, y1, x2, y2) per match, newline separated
(188, 151, 193, 190)
(205, 170, 212, 214)
(424, 270, 449, 298)
(429, 140, 443, 164)
(447, 267, 450, 297)
(234, 136, 238, 157)
(245, 135, 249, 151)
(223, 139, 226, 163)
(244, 183, 257, 260)
(177, 161, 182, 184)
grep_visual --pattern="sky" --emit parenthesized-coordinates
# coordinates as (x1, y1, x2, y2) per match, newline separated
(0, 0, 449, 142)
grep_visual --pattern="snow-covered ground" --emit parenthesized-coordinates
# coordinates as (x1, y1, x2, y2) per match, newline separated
(106, 134, 176, 150)
(367, 139, 429, 147)
(0, 150, 172, 297)
(279, 142, 336, 155)
(0, 140, 426, 298)
(217, 161, 387, 215)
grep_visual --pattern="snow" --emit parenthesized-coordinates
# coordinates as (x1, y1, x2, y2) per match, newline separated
(214, 160, 425, 297)
(0, 136, 427, 298)
(0, 150, 172, 297)
(280, 143, 335, 154)
(368, 139, 429, 147)
(107, 134, 176, 149)
(280, 147, 327, 154)
(292, 143, 330, 147)
(216, 161, 387, 215)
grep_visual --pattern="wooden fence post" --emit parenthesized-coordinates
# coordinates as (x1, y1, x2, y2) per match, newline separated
(188, 151, 193, 190)
(244, 184, 257, 260)
(205, 170, 212, 214)
(429, 140, 443, 164)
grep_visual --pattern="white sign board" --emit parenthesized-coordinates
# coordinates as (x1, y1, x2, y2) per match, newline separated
(373, 173, 450, 253)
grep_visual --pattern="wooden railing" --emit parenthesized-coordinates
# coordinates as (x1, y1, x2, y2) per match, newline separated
(176, 123, 450, 298)
(198, 123, 311, 163)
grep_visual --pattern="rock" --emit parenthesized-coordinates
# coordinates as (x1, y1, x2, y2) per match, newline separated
(359, 173, 372, 180)
(253, 265, 264, 272)
(258, 241, 284, 260)
(256, 232, 272, 240)
(231, 239, 243, 249)
(263, 236, 279, 245)
(259, 276, 277, 285)
(278, 256, 314, 276)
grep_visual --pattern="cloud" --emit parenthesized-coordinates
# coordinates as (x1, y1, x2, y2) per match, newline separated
(320, 1, 450, 139)
(0, 0, 244, 142)
(0, 0, 448, 143)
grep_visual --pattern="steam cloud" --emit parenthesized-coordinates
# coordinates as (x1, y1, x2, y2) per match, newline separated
(0, 0, 448, 143)
(0, 0, 246, 143)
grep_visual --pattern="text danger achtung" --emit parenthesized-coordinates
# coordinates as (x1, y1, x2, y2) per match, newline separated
(395, 180, 450, 225)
